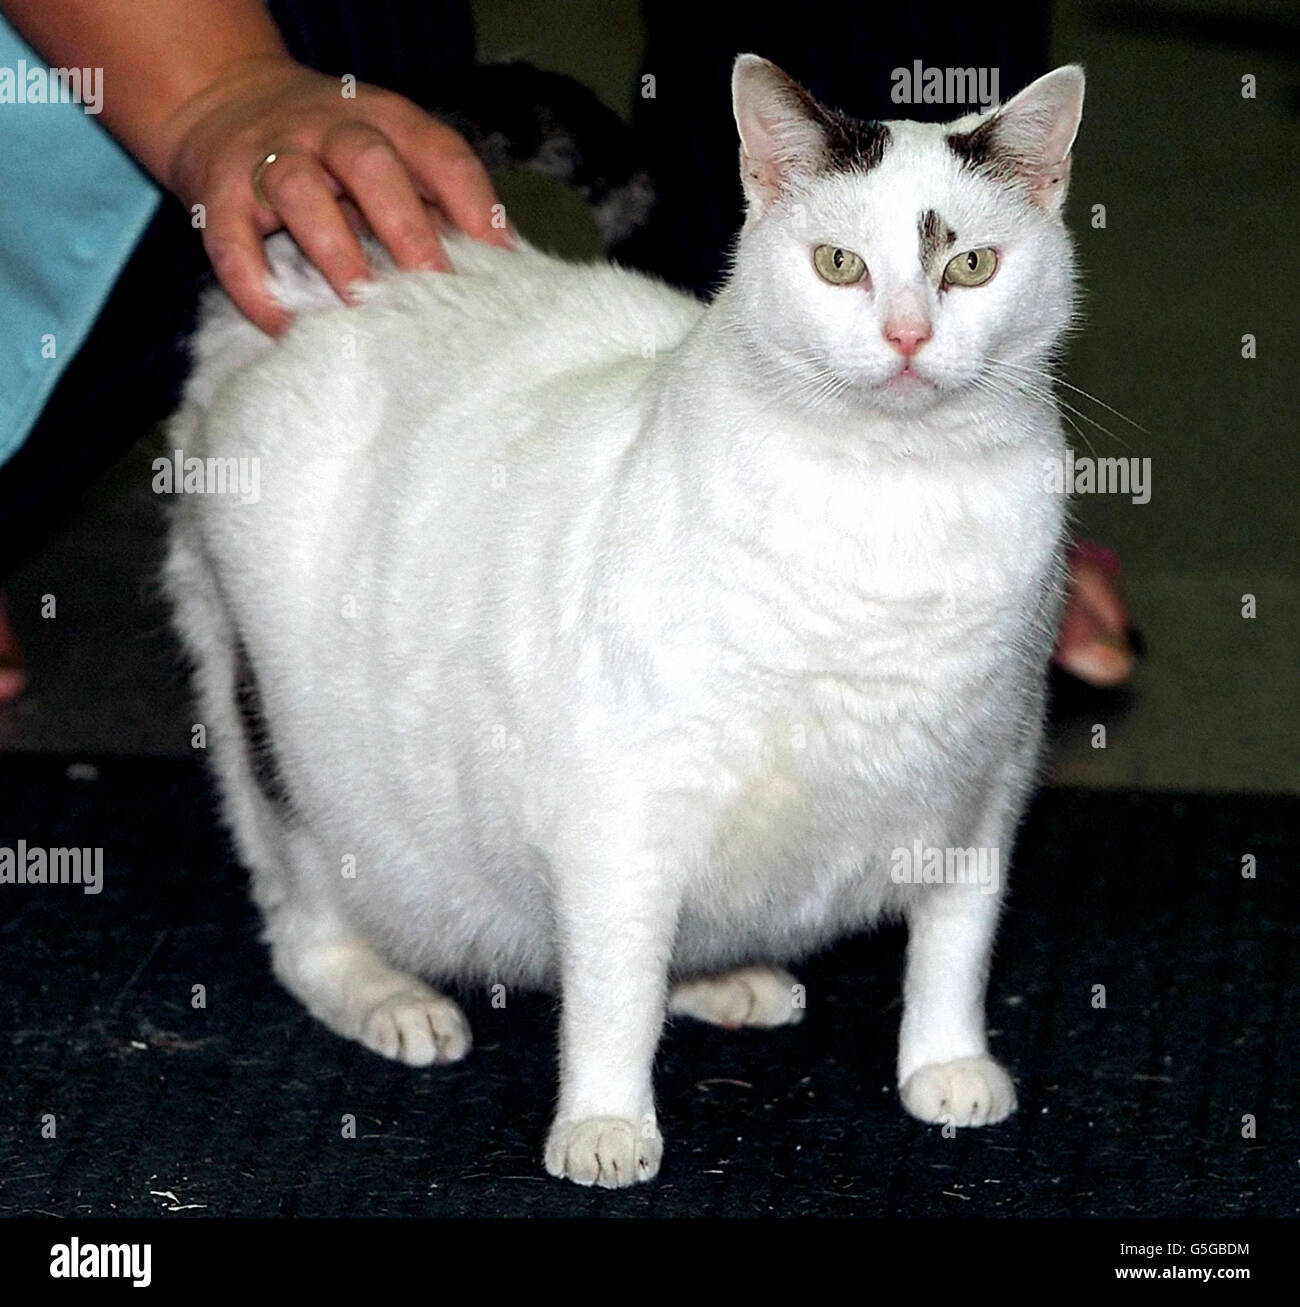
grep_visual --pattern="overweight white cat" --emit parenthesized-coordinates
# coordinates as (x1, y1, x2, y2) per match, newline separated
(165, 56, 1084, 1187)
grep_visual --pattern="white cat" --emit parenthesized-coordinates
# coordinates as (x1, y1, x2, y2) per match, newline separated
(165, 55, 1084, 1187)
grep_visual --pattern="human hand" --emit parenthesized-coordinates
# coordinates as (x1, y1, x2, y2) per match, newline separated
(164, 55, 511, 334)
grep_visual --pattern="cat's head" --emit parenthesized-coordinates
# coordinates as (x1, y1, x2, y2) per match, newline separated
(726, 56, 1084, 420)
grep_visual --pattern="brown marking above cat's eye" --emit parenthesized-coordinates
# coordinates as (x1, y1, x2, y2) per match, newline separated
(918, 209, 957, 277)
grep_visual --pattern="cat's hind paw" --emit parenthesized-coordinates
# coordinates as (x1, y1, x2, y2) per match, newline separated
(669, 966, 804, 1029)
(359, 988, 472, 1067)
(900, 1055, 1016, 1127)
(544, 1115, 663, 1188)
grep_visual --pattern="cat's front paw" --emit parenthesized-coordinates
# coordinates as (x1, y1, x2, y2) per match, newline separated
(544, 1115, 663, 1188)
(900, 1056, 1016, 1127)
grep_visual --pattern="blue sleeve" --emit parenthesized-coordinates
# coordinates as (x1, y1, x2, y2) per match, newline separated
(0, 16, 161, 464)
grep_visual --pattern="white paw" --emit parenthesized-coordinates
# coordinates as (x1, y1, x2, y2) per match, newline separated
(359, 988, 472, 1066)
(669, 966, 805, 1029)
(900, 1056, 1016, 1127)
(544, 1115, 664, 1188)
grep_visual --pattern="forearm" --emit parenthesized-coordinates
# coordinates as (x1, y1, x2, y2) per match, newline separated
(0, 0, 290, 185)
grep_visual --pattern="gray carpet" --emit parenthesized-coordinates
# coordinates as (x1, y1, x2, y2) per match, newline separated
(2, 754, 1295, 1217)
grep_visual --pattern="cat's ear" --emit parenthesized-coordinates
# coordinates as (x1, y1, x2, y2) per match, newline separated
(951, 65, 1085, 212)
(732, 54, 830, 215)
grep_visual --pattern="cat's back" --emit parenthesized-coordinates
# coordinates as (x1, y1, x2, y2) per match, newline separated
(184, 232, 703, 434)
(172, 230, 709, 688)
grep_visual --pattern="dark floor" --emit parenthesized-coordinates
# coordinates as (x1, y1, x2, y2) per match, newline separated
(1, 755, 1295, 1217)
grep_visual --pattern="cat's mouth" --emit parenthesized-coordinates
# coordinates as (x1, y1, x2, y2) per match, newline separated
(885, 363, 937, 392)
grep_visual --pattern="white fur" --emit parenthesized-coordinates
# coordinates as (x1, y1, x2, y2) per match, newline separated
(165, 61, 1082, 1188)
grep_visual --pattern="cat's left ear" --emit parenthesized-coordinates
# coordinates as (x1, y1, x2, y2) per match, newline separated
(732, 54, 831, 216)
(953, 65, 1085, 212)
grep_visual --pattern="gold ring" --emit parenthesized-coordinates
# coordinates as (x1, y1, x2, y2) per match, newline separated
(251, 148, 302, 209)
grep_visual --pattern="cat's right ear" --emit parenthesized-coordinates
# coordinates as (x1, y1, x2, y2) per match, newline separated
(732, 55, 828, 216)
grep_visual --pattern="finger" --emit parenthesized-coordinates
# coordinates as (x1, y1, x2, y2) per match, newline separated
(336, 196, 450, 239)
(203, 205, 290, 336)
(390, 112, 511, 249)
(321, 121, 450, 272)
(257, 150, 371, 303)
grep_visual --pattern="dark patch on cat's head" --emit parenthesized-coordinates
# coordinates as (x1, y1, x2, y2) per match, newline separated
(820, 112, 891, 175)
(794, 84, 892, 175)
(946, 107, 1056, 192)
(947, 115, 1001, 171)
(946, 115, 1028, 190)
(918, 209, 957, 276)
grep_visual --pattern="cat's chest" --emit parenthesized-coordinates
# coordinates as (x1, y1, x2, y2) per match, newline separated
(691, 455, 1060, 687)
(668, 454, 1061, 847)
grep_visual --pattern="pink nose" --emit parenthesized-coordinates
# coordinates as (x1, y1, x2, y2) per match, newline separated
(884, 321, 931, 358)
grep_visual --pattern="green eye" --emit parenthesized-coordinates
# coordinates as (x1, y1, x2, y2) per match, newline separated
(813, 244, 867, 285)
(943, 247, 998, 287)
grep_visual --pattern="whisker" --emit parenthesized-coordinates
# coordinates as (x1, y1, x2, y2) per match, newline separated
(973, 368, 1098, 456)
(990, 356, 1147, 447)
(1048, 394, 1132, 452)
(1042, 376, 1150, 435)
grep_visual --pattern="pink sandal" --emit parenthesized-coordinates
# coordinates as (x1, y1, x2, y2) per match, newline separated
(0, 593, 26, 703)
(1053, 540, 1137, 688)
